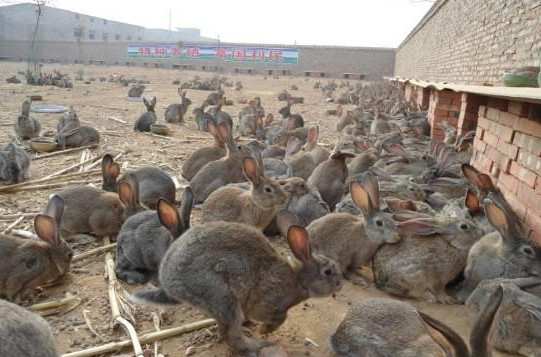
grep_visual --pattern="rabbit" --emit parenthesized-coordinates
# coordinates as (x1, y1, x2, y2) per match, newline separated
(278, 99, 304, 129)
(206, 89, 224, 105)
(373, 213, 484, 304)
(0, 143, 30, 184)
(14, 100, 41, 139)
(466, 277, 541, 356)
(202, 150, 287, 230)
(134, 97, 157, 132)
(181, 121, 226, 181)
(348, 149, 379, 178)
(132, 219, 342, 356)
(189, 123, 253, 203)
(284, 127, 328, 180)
(0, 298, 59, 357)
(193, 100, 216, 131)
(128, 84, 145, 97)
(307, 173, 400, 286)
(115, 188, 194, 284)
(460, 192, 541, 299)
(101, 154, 176, 209)
(0, 195, 72, 302)
(54, 179, 143, 240)
(307, 151, 354, 210)
(57, 105, 80, 133)
(335, 106, 358, 133)
(164, 89, 192, 124)
(263, 157, 289, 179)
(212, 97, 234, 129)
(331, 284, 503, 357)
(57, 126, 100, 149)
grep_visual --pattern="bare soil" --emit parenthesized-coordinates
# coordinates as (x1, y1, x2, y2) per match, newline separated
(0, 62, 513, 357)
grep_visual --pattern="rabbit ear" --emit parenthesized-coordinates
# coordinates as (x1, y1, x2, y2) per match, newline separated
(118, 180, 136, 208)
(217, 122, 231, 142)
(396, 218, 442, 235)
(350, 181, 373, 215)
(151, 97, 157, 106)
(21, 100, 31, 116)
(484, 199, 510, 238)
(178, 88, 184, 97)
(157, 198, 183, 238)
(385, 198, 416, 213)
(243, 156, 261, 186)
(393, 211, 432, 222)
(461, 163, 482, 186)
(465, 189, 481, 214)
(330, 151, 355, 161)
(207, 120, 218, 137)
(417, 311, 469, 357)
(384, 143, 409, 157)
(286, 137, 302, 156)
(477, 173, 496, 192)
(470, 284, 503, 357)
(143, 97, 150, 108)
(307, 126, 319, 144)
(276, 209, 299, 238)
(266, 113, 274, 126)
(346, 110, 356, 119)
(337, 105, 343, 117)
(102, 154, 120, 181)
(287, 225, 312, 263)
(122, 173, 140, 205)
(361, 172, 380, 211)
(180, 187, 194, 230)
(44, 195, 64, 227)
(34, 214, 59, 247)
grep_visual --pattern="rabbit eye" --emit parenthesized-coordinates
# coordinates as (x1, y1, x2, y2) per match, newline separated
(422, 155, 428, 161)
(26, 258, 37, 269)
(408, 177, 416, 183)
(324, 268, 332, 276)
(237, 145, 242, 150)
(408, 187, 415, 192)
(520, 245, 536, 258)
(459, 223, 468, 230)
(265, 187, 272, 193)
(375, 218, 383, 227)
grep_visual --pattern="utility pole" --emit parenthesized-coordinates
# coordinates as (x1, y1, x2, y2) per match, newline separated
(168, 9, 171, 31)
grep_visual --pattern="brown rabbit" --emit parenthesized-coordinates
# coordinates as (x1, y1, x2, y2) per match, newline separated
(284, 127, 328, 180)
(14, 100, 41, 139)
(307, 173, 400, 286)
(331, 285, 503, 357)
(181, 121, 226, 181)
(54, 179, 143, 240)
(164, 88, 192, 124)
(189, 123, 252, 203)
(202, 151, 287, 230)
(373, 214, 484, 304)
(307, 151, 354, 210)
(0, 195, 72, 302)
(133, 220, 342, 356)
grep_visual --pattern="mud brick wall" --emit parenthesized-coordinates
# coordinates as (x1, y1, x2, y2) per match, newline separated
(471, 99, 541, 243)
(427, 90, 462, 141)
(395, 0, 541, 84)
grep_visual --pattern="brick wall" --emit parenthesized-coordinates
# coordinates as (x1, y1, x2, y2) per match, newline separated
(471, 99, 541, 243)
(395, 0, 541, 84)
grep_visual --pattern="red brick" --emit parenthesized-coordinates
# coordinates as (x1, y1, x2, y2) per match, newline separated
(510, 161, 537, 187)
(498, 111, 520, 128)
(508, 101, 531, 117)
(434, 109, 449, 118)
(497, 141, 519, 161)
(437, 97, 453, 105)
(487, 98, 509, 111)
(438, 90, 460, 99)
(518, 184, 541, 213)
(486, 146, 502, 163)
(477, 116, 491, 130)
(474, 152, 494, 173)
(529, 230, 541, 245)
(484, 131, 499, 148)
(516, 117, 541, 138)
(473, 137, 487, 153)
(517, 150, 541, 175)
(530, 104, 541, 119)
(499, 172, 519, 195)
(502, 189, 527, 221)
(493, 123, 515, 143)
(478, 105, 487, 117)
(525, 210, 541, 234)
(486, 107, 501, 121)
(476, 127, 485, 140)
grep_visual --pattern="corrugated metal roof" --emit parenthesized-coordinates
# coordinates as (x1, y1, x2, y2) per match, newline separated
(388, 77, 541, 104)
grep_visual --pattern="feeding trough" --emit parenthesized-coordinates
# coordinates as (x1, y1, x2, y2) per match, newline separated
(28, 138, 58, 152)
(31, 104, 68, 113)
(150, 123, 171, 136)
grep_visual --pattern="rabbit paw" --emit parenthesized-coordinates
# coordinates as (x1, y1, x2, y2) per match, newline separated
(435, 291, 458, 305)
(346, 272, 369, 288)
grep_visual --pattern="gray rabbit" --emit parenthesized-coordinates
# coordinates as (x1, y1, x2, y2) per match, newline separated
(132, 220, 342, 356)
(128, 84, 145, 97)
(57, 105, 80, 133)
(0, 299, 59, 357)
(134, 97, 157, 132)
(331, 285, 503, 356)
(0, 143, 30, 184)
(116, 188, 193, 284)
(165, 89, 192, 124)
(14, 100, 41, 139)
(57, 126, 100, 149)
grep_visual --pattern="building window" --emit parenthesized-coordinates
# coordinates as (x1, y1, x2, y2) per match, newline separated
(102, 32, 108, 41)
(89, 31, 95, 40)
(137, 36, 142, 41)
(115, 34, 121, 41)
(127, 35, 132, 41)
(103, 20, 108, 25)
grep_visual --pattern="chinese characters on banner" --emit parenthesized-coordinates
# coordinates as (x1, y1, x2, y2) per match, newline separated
(127, 45, 299, 64)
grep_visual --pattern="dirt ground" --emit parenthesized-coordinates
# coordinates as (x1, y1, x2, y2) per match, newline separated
(0, 62, 514, 357)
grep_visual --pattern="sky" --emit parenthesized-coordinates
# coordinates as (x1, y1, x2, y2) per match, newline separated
(5, 0, 435, 47)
